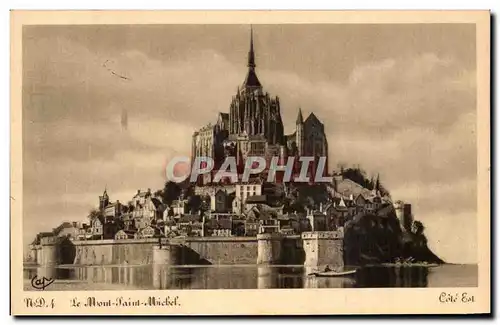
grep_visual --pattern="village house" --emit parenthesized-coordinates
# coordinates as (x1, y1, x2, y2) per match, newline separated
(210, 212, 239, 221)
(276, 215, 294, 234)
(244, 194, 268, 211)
(121, 212, 136, 232)
(77, 223, 91, 240)
(244, 218, 259, 236)
(204, 219, 232, 237)
(114, 229, 135, 240)
(52, 221, 80, 240)
(171, 196, 189, 216)
(233, 183, 263, 214)
(76, 188, 126, 240)
(210, 189, 235, 213)
(132, 189, 164, 229)
(257, 211, 280, 234)
(164, 219, 178, 236)
(275, 213, 310, 234)
(89, 216, 120, 240)
(259, 219, 279, 234)
(104, 200, 123, 218)
(306, 209, 328, 232)
(176, 214, 203, 236)
(134, 225, 162, 239)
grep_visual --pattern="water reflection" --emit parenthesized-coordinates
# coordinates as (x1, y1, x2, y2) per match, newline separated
(23, 264, 477, 290)
(354, 266, 428, 288)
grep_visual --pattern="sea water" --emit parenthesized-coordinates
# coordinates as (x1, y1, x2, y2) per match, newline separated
(23, 264, 477, 291)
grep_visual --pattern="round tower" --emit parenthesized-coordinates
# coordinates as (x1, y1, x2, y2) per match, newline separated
(38, 236, 59, 279)
(152, 244, 180, 289)
(28, 245, 38, 265)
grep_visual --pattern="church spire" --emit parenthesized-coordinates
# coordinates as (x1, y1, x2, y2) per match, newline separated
(296, 107, 304, 124)
(248, 25, 256, 69)
(242, 25, 261, 89)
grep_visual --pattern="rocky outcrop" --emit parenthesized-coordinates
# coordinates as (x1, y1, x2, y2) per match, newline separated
(343, 211, 444, 266)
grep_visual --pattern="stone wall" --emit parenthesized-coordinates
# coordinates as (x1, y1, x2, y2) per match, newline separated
(72, 238, 158, 265)
(64, 234, 321, 267)
(281, 235, 305, 265)
(71, 237, 258, 266)
(179, 237, 258, 265)
(302, 231, 344, 269)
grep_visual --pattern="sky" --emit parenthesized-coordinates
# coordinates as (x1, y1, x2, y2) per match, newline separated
(22, 24, 477, 263)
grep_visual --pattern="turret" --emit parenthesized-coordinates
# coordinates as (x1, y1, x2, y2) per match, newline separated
(99, 188, 109, 210)
(296, 107, 304, 156)
(394, 200, 413, 232)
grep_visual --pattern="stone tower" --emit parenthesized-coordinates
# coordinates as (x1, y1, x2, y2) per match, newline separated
(99, 188, 109, 210)
(394, 200, 413, 232)
(228, 27, 285, 146)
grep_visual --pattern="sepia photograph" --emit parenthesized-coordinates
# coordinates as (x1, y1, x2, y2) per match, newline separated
(10, 10, 490, 315)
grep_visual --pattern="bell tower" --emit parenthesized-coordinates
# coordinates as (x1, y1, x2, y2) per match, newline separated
(99, 188, 109, 210)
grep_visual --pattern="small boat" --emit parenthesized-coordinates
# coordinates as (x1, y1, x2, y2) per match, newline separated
(310, 269, 357, 277)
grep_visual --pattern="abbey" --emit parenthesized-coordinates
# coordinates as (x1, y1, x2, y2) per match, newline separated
(191, 28, 329, 175)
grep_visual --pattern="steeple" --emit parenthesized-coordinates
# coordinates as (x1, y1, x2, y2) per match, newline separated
(296, 107, 304, 124)
(248, 26, 255, 69)
(242, 25, 262, 89)
(99, 186, 109, 210)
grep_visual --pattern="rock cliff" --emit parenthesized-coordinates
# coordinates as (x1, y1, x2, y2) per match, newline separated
(343, 210, 444, 266)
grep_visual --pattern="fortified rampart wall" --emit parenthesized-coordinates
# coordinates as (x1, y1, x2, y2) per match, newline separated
(301, 230, 344, 269)
(178, 236, 258, 265)
(35, 232, 344, 283)
(72, 238, 159, 265)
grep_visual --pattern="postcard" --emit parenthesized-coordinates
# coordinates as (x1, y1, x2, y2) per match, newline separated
(10, 10, 491, 315)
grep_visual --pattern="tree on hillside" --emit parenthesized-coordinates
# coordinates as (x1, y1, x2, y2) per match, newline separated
(341, 166, 391, 197)
(187, 195, 202, 214)
(183, 184, 195, 197)
(161, 181, 182, 205)
(200, 195, 211, 216)
(87, 208, 102, 222)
